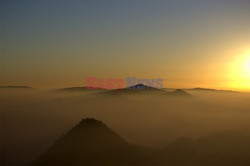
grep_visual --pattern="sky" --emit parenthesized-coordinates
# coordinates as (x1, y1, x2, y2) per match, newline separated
(1, 0, 250, 91)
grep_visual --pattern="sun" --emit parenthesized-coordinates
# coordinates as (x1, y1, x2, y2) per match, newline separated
(243, 54, 250, 78)
(227, 50, 250, 91)
(247, 57, 250, 71)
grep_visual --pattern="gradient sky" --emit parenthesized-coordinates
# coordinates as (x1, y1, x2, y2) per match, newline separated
(1, 0, 250, 90)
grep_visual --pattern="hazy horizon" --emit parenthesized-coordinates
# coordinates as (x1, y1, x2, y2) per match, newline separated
(2, 83, 250, 92)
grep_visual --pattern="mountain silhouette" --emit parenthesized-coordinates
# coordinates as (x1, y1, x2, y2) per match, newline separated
(126, 84, 159, 90)
(158, 130, 250, 165)
(166, 89, 192, 97)
(188, 87, 237, 93)
(97, 84, 192, 97)
(55, 87, 105, 93)
(34, 119, 250, 165)
(34, 118, 151, 165)
(94, 84, 166, 97)
(52, 85, 194, 98)
(0, 85, 34, 89)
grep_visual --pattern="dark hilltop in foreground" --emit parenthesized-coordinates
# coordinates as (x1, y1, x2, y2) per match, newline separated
(34, 118, 151, 165)
(34, 118, 250, 165)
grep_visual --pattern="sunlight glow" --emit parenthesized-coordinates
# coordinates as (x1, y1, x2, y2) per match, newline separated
(242, 54, 250, 79)
(247, 57, 250, 71)
(227, 50, 250, 91)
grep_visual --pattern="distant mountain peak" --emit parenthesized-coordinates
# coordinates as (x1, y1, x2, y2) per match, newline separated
(191, 87, 237, 93)
(55, 87, 105, 93)
(126, 84, 158, 90)
(0, 85, 34, 89)
(168, 89, 192, 97)
(173, 89, 190, 94)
